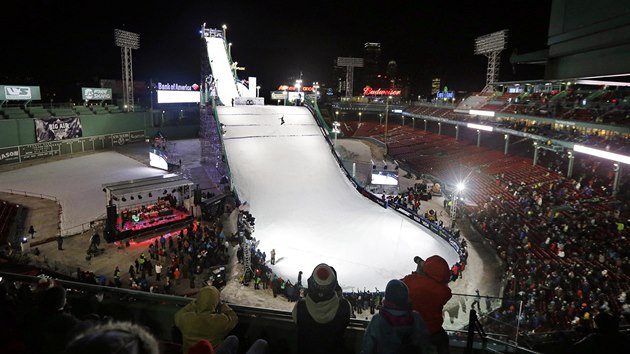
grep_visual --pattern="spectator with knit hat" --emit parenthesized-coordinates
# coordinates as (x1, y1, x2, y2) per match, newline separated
(174, 285, 238, 354)
(292, 263, 352, 354)
(361, 279, 429, 354)
(63, 320, 159, 354)
(402, 255, 452, 354)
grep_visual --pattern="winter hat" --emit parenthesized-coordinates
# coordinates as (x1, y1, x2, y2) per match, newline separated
(41, 285, 67, 312)
(384, 279, 409, 309)
(64, 321, 159, 354)
(423, 255, 451, 283)
(188, 339, 215, 354)
(307, 263, 337, 302)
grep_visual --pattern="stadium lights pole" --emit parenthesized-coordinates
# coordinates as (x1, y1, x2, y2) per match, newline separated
(332, 121, 341, 149)
(313, 82, 320, 101)
(222, 24, 227, 39)
(256, 86, 260, 97)
(450, 182, 465, 223)
(283, 90, 287, 105)
(228, 42, 232, 62)
(384, 95, 392, 139)
(358, 112, 362, 123)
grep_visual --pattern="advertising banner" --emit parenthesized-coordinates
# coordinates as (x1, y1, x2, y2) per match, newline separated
(234, 97, 264, 106)
(34, 117, 83, 142)
(82, 87, 112, 101)
(0, 85, 42, 100)
(0, 146, 20, 165)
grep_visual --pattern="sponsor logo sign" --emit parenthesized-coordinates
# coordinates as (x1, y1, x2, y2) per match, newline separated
(5, 86, 31, 99)
(0, 85, 41, 100)
(82, 87, 112, 100)
(362, 86, 401, 96)
(0, 147, 20, 165)
(156, 82, 200, 91)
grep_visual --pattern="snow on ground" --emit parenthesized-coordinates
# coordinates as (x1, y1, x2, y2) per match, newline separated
(0, 152, 165, 231)
(217, 105, 460, 291)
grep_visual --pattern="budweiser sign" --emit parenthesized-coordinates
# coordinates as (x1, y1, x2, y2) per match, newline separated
(363, 86, 401, 96)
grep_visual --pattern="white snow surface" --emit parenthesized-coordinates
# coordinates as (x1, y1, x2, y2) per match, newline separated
(218, 105, 460, 291)
(0, 152, 165, 231)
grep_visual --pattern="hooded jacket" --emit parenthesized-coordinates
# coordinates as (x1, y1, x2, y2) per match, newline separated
(401, 255, 452, 335)
(174, 286, 238, 354)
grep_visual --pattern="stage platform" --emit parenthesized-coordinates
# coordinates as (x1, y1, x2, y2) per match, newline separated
(114, 207, 192, 241)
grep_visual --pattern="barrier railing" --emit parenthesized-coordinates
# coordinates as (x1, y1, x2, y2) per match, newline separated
(305, 98, 463, 256)
(0, 188, 58, 201)
(60, 214, 105, 237)
(0, 271, 546, 353)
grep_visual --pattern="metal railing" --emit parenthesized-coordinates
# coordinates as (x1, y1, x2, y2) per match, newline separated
(0, 188, 58, 201)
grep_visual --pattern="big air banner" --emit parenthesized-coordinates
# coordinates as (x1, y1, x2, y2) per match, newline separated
(34, 117, 83, 142)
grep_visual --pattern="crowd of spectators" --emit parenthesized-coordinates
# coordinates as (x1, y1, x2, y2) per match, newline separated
(71, 217, 231, 296)
(467, 155, 630, 335)
(338, 110, 629, 346)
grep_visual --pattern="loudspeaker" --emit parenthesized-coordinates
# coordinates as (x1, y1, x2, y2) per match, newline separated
(194, 189, 202, 206)
(107, 205, 117, 225)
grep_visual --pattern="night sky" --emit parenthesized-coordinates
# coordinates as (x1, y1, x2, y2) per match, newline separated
(1, 1, 552, 100)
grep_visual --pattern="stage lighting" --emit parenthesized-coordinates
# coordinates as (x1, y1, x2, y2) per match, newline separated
(122, 197, 127, 202)
(138, 195, 142, 199)
(102, 188, 106, 192)
(172, 189, 176, 193)
(163, 190, 167, 195)
(130, 196, 134, 200)
(148, 192, 153, 197)
(112, 196, 118, 201)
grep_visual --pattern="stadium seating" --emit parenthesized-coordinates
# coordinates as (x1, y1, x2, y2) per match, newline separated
(74, 105, 94, 115)
(50, 107, 78, 117)
(2, 106, 31, 119)
(91, 105, 109, 114)
(0, 200, 20, 244)
(27, 105, 52, 118)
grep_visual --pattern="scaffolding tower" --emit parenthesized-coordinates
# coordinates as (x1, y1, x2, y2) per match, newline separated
(199, 34, 227, 187)
(114, 29, 139, 112)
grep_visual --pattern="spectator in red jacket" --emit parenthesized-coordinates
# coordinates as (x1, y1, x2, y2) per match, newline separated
(402, 255, 452, 354)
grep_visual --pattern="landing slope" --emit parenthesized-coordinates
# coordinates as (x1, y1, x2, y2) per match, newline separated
(218, 105, 459, 290)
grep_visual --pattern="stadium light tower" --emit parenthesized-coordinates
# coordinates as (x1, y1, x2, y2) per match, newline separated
(474, 29, 508, 92)
(115, 29, 140, 112)
(337, 57, 364, 98)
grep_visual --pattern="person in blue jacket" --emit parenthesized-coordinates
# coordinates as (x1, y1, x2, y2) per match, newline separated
(361, 279, 429, 354)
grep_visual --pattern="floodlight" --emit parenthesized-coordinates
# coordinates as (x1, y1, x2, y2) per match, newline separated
(573, 144, 630, 165)
(114, 29, 140, 49)
(466, 123, 493, 132)
(456, 183, 465, 192)
(474, 30, 508, 54)
(469, 109, 495, 117)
